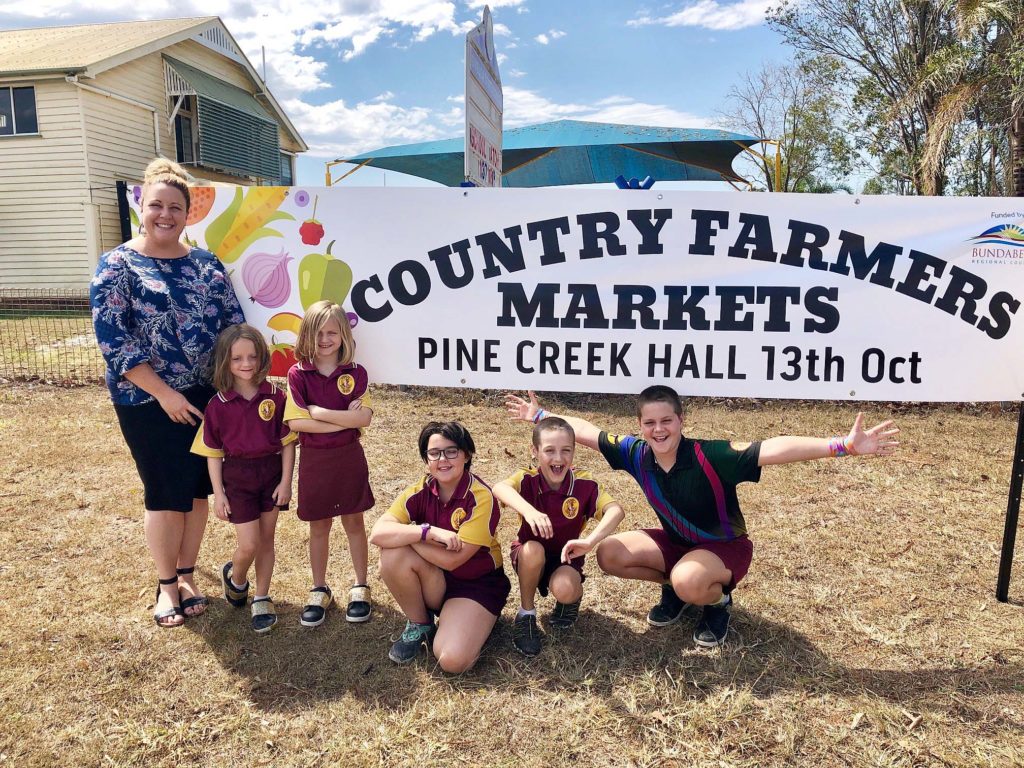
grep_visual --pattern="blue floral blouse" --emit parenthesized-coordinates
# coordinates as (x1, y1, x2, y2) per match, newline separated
(91, 245, 244, 406)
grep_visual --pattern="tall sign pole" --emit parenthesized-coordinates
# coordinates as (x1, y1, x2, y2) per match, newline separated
(465, 6, 503, 187)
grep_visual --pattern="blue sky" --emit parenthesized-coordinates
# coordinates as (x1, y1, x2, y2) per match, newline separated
(1, 0, 786, 187)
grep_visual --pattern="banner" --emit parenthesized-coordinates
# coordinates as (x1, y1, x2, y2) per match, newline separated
(126, 186, 1024, 401)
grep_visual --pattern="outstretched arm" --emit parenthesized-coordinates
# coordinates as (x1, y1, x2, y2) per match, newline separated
(504, 390, 602, 451)
(757, 412, 900, 467)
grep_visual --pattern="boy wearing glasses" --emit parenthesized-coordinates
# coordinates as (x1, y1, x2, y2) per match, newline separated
(370, 421, 510, 670)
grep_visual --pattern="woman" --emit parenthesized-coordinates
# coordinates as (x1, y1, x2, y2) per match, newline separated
(370, 421, 510, 672)
(91, 158, 244, 627)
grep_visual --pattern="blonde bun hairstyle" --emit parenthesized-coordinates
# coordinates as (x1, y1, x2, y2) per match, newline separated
(142, 157, 192, 211)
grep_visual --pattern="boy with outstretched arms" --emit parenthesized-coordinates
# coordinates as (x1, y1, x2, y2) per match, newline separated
(505, 386, 899, 647)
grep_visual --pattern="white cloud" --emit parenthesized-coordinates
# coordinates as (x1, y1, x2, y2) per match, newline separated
(534, 28, 565, 44)
(465, 0, 526, 8)
(507, 67, 526, 78)
(502, 86, 711, 128)
(628, 0, 771, 31)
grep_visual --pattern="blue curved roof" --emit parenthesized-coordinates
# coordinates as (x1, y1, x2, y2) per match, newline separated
(338, 119, 760, 187)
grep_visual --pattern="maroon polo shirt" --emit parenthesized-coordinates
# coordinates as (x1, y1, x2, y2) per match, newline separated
(504, 468, 615, 555)
(284, 361, 371, 448)
(191, 381, 296, 459)
(388, 471, 503, 580)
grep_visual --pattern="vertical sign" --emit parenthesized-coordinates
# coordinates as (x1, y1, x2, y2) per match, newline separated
(465, 6, 503, 187)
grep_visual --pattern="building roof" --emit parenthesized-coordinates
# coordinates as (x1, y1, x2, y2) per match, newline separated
(0, 16, 307, 151)
(0, 17, 215, 76)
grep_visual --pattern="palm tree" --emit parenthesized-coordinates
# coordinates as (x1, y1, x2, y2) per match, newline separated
(917, 0, 1023, 195)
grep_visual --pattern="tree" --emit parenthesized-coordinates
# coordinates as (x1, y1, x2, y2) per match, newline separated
(914, 0, 1024, 195)
(720, 57, 857, 192)
(768, 0, 959, 195)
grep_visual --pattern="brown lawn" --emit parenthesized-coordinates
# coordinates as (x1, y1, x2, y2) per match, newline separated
(0, 384, 1021, 767)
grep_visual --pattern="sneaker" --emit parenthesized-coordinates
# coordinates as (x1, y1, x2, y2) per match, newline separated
(388, 620, 436, 664)
(221, 562, 249, 608)
(346, 584, 372, 623)
(549, 599, 581, 630)
(300, 585, 333, 628)
(512, 613, 543, 657)
(646, 583, 690, 627)
(251, 597, 278, 634)
(693, 594, 732, 648)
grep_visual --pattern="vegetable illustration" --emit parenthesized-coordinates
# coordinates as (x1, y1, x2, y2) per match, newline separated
(298, 240, 352, 311)
(267, 311, 303, 336)
(186, 187, 216, 225)
(241, 248, 292, 308)
(299, 195, 324, 245)
(269, 343, 298, 377)
(204, 187, 294, 264)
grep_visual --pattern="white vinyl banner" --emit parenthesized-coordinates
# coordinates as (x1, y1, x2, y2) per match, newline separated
(127, 186, 1024, 401)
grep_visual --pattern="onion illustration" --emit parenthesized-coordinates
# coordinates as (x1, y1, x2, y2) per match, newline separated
(241, 248, 293, 308)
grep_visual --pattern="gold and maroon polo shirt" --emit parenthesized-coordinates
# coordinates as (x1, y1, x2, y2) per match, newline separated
(503, 468, 615, 554)
(191, 381, 296, 459)
(388, 471, 503, 580)
(283, 361, 371, 448)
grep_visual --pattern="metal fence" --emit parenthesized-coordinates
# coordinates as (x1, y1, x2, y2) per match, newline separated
(0, 289, 104, 384)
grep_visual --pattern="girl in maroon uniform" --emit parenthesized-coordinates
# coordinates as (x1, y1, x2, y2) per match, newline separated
(192, 324, 296, 633)
(284, 301, 375, 627)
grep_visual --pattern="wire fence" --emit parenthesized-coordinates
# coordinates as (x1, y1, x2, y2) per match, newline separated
(0, 289, 104, 385)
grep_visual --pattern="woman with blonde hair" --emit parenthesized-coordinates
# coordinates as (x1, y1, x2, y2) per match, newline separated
(91, 158, 244, 627)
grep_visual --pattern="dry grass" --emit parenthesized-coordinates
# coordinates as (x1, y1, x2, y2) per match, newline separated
(0, 385, 1022, 767)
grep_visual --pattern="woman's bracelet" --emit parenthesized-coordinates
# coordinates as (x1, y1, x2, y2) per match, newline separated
(532, 408, 548, 424)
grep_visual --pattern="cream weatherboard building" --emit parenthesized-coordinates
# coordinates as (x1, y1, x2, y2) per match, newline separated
(0, 16, 307, 289)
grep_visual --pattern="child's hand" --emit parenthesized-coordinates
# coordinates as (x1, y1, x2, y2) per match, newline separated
(505, 390, 541, 423)
(429, 527, 463, 551)
(272, 482, 291, 507)
(561, 538, 593, 562)
(307, 404, 326, 420)
(846, 412, 900, 456)
(213, 493, 231, 521)
(348, 399, 363, 411)
(523, 509, 554, 539)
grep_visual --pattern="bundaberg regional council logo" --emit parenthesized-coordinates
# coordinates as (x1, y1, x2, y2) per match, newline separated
(450, 508, 467, 530)
(968, 223, 1024, 265)
(562, 497, 580, 519)
(258, 399, 275, 421)
(337, 374, 355, 395)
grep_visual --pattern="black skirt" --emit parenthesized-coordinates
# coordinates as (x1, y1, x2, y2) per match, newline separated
(114, 385, 215, 512)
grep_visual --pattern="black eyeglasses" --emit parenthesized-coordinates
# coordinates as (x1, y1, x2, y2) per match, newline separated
(426, 447, 462, 461)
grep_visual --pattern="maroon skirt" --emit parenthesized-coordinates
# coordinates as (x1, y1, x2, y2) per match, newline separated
(297, 440, 375, 521)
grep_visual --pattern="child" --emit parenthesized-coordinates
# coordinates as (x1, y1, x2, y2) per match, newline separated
(493, 416, 624, 657)
(369, 421, 510, 671)
(506, 386, 899, 648)
(191, 324, 296, 633)
(284, 300, 375, 627)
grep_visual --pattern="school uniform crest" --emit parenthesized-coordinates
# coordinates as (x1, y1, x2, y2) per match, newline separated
(450, 507, 467, 529)
(258, 399, 276, 421)
(562, 497, 580, 519)
(337, 374, 355, 395)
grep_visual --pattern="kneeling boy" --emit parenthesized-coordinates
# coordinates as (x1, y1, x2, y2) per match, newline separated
(494, 416, 624, 657)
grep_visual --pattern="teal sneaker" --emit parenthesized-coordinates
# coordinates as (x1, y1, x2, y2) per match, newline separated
(388, 620, 436, 664)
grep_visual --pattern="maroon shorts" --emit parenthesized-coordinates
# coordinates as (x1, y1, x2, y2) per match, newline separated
(222, 454, 287, 525)
(297, 440, 375, 522)
(442, 567, 511, 617)
(510, 540, 585, 598)
(641, 528, 753, 592)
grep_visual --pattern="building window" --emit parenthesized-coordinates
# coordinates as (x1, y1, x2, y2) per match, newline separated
(280, 153, 293, 185)
(0, 86, 39, 136)
(173, 96, 197, 165)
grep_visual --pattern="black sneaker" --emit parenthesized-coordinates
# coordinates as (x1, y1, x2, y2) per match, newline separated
(221, 561, 249, 608)
(693, 594, 732, 648)
(549, 599, 581, 630)
(300, 585, 333, 628)
(512, 613, 543, 657)
(346, 584, 372, 623)
(646, 583, 690, 626)
(388, 620, 436, 664)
